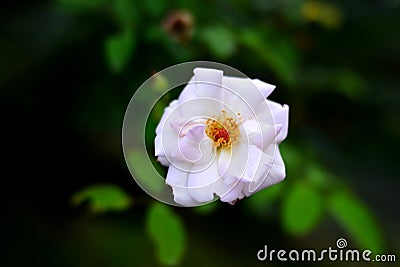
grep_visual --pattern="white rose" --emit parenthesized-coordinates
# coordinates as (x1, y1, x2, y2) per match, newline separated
(155, 68, 289, 206)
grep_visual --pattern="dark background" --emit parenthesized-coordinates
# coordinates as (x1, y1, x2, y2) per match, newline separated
(2, 0, 399, 266)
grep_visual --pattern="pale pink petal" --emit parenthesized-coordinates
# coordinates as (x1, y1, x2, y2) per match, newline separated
(166, 165, 199, 206)
(156, 100, 180, 135)
(177, 68, 223, 117)
(243, 147, 286, 196)
(174, 97, 222, 118)
(241, 120, 282, 150)
(241, 145, 272, 184)
(218, 144, 249, 184)
(154, 127, 178, 157)
(222, 76, 273, 119)
(252, 79, 276, 98)
(217, 148, 231, 177)
(214, 179, 244, 203)
(154, 100, 180, 157)
(193, 68, 223, 100)
(171, 125, 214, 166)
(264, 147, 286, 186)
(267, 100, 289, 143)
(187, 160, 219, 203)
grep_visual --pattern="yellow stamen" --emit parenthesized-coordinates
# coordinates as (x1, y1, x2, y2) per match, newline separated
(205, 110, 240, 149)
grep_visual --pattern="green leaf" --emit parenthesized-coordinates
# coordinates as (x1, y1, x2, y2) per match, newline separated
(199, 26, 236, 58)
(105, 31, 135, 73)
(305, 163, 332, 189)
(147, 203, 186, 265)
(240, 30, 298, 86)
(282, 183, 323, 235)
(113, 0, 136, 28)
(126, 150, 165, 194)
(328, 190, 383, 252)
(142, 0, 167, 17)
(334, 70, 368, 99)
(71, 184, 132, 213)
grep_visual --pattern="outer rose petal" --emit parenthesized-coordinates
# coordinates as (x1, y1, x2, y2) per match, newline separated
(214, 179, 244, 204)
(241, 120, 283, 151)
(187, 160, 219, 202)
(243, 146, 286, 196)
(154, 127, 177, 158)
(166, 164, 199, 206)
(264, 147, 286, 186)
(266, 100, 289, 144)
(241, 145, 271, 184)
(156, 100, 179, 135)
(155, 100, 180, 159)
(222, 76, 276, 119)
(177, 68, 223, 117)
(252, 79, 275, 98)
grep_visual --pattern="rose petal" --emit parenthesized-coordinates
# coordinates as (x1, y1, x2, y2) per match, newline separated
(171, 125, 215, 166)
(178, 68, 223, 117)
(266, 101, 289, 143)
(156, 100, 180, 135)
(155, 100, 180, 157)
(242, 145, 272, 184)
(154, 127, 178, 157)
(218, 144, 250, 184)
(187, 160, 219, 203)
(252, 79, 276, 98)
(264, 147, 286, 186)
(243, 146, 286, 196)
(193, 68, 223, 99)
(222, 76, 270, 119)
(214, 179, 244, 203)
(241, 120, 282, 150)
(175, 96, 222, 118)
(166, 164, 199, 206)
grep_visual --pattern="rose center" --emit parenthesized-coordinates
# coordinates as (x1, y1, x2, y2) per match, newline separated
(205, 111, 240, 149)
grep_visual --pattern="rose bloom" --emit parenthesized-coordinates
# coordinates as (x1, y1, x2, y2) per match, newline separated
(155, 68, 289, 206)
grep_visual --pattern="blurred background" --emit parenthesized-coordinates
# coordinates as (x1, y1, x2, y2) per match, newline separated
(2, 0, 399, 266)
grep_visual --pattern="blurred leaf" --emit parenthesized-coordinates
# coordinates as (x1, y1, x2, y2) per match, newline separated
(71, 184, 132, 213)
(246, 182, 284, 216)
(152, 73, 170, 93)
(282, 183, 323, 235)
(301, 1, 342, 29)
(143, 0, 167, 17)
(105, 31, 135, 73)
(318, 3, 342, 29)
(334, 70, 368, 99)
(328, 190, 384, 252)
(305, 163, 332, 189)
(198, 26, 236, 58)
(126, 150, 165, 194)
(241, 30, 298, 86)
(301, 1, 322, 22)
(113, 0, 136, 28)
(147, 203, 186, 266)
